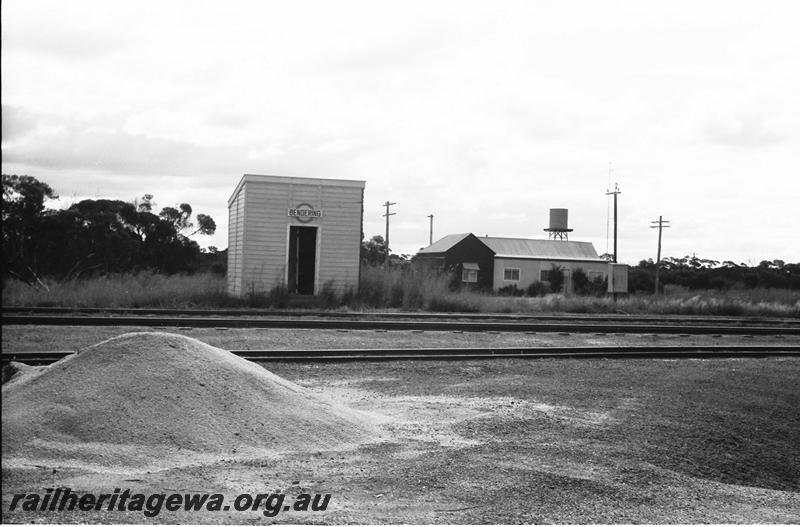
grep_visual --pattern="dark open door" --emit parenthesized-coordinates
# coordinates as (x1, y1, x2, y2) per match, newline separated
(288, 226, 317, 294)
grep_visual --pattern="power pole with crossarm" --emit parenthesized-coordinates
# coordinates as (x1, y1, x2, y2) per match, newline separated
(650, 215, 670, 294)
(382, 201, 396, 265)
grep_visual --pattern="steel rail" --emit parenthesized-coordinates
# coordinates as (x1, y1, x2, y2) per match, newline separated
(3, 314, 800, 335)
(3, 306, 799, 326)
(3, 345, 799, 366)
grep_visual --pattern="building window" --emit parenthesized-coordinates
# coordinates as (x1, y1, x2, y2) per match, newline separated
(589, 271, 604, 281)
(540, 270, 551, 282)
(462, 262, 479, 283)
(503, 268, 520, 281)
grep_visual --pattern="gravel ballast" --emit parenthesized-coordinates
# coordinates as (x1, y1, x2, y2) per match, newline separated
(2, 332, 378, 471)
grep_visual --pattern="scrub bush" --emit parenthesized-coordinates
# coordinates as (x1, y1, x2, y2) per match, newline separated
(525, 281, 549, 297)
(548, 264, 565, 293)
(317, 281, 340, 309)
(497, 285, 524, 296)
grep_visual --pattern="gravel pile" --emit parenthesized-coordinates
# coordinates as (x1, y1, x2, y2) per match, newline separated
(2, 332, 378, 468)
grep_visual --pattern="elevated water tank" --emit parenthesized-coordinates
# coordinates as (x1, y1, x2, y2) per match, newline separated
(543, 208, 573, 240)
(549, 208, 569, 231)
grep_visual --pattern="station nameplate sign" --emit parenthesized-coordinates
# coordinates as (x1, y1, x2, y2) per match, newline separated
(288, 203, 322, 223)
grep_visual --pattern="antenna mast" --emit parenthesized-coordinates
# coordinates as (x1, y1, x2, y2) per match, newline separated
(605, 182, 621, 263)
(606, 162, 612, 255)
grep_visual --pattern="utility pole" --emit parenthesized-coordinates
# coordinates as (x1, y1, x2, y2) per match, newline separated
(428, 214, 434, 245)
(605, 183, 621, 263)
(650, 215, 670, 294)
(382, 201, 396, 265)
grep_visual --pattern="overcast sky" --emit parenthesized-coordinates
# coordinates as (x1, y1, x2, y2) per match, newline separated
(3, 0, 799, 265)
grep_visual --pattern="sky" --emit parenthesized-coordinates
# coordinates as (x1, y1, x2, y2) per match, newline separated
(3, 0, 799, 265)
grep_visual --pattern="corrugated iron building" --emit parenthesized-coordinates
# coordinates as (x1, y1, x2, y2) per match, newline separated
(481, 237, 607, 293)
(415, 233, 496, 290)
(227, 174, 365, 297)
(417, 234, 608, 293)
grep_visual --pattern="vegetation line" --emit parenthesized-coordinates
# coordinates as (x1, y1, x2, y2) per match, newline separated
(3, 175, 799, 318)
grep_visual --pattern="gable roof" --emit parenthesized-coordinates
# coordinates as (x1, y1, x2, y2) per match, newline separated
(417, 233, 476, 254)
(228, 174, 366, 206)
(418, 233, 605, 262)
(481, 237, 604, 261)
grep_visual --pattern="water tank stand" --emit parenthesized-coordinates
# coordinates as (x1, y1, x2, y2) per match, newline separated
(543, 228, 573, 240)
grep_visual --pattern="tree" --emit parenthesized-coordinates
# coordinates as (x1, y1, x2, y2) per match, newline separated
(2, 175, 219, 280)
(159, 203, 193, 232)
(66, 199, 141, 274)
(2, 175, 59, 283)
(159, 203, 216, 237)
(548, 264, 565, 293)
(572, 268, 589, 295)
(361, 235, 388, 266)
(190, 214, 216, 236)
(2, 174, 57, 220)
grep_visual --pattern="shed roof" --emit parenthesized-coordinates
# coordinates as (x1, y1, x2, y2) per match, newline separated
(481, 237, 604, 261)
(417, 233, 476, 255)
(228, 174, 366, 207)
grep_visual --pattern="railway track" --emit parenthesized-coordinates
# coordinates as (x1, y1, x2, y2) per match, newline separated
(4, 306, 799, 326)
(3, 313, 800, 335)
(4, 345, 800, 366)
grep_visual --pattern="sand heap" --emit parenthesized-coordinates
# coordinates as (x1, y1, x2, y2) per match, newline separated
(2, 332, 377, 468)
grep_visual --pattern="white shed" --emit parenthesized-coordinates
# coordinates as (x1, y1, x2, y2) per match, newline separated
(227, 174, 365, 297)
(481, 237, 609, 293)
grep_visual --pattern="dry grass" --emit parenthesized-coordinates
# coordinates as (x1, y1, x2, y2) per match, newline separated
(355, 266, 800, 317)
(1, 273, 232, 308)
(354, 266, 483, 312)
(3, 269, 799, 317)
(478, 290, 800, 317)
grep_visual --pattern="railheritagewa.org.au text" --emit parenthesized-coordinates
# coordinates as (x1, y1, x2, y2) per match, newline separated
(9, 487, 331, 517)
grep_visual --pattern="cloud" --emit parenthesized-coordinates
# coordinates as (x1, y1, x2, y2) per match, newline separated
(3, 125, 244, 176)
(2, 1, 135, 61)
(701, 113, 785, 148)
(1, 105, 38, 142)
(3, 1, 799, 262)
(16, 30, 133, 60)
(204, 112, 255, 129)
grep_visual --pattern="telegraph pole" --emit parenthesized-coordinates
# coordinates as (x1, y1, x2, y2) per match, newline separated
(605, 183, 621, 263)
(382, 201, 396, 265)
(428, 214, 434, 245)
(650, 215, 670, 294)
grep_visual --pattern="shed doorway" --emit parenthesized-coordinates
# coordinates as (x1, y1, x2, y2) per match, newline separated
(288, 226, 317, 294)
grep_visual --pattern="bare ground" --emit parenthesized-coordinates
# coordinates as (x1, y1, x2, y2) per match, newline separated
(2, 324, 795, 352)
(2, 327, 799, 523)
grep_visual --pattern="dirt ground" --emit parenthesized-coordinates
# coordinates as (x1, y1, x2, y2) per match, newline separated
(2, 324, 795, 353)
(2, 327, 799, 523)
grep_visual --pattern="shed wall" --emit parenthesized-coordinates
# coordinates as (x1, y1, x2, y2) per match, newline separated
(415, 234, 495, 290)
(493, 258, 608, 293)
(444, 235, 495, 290)
(226, 185, 246, 296)
(608, 263, 629, 293)
(231, 176, 363, 296)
